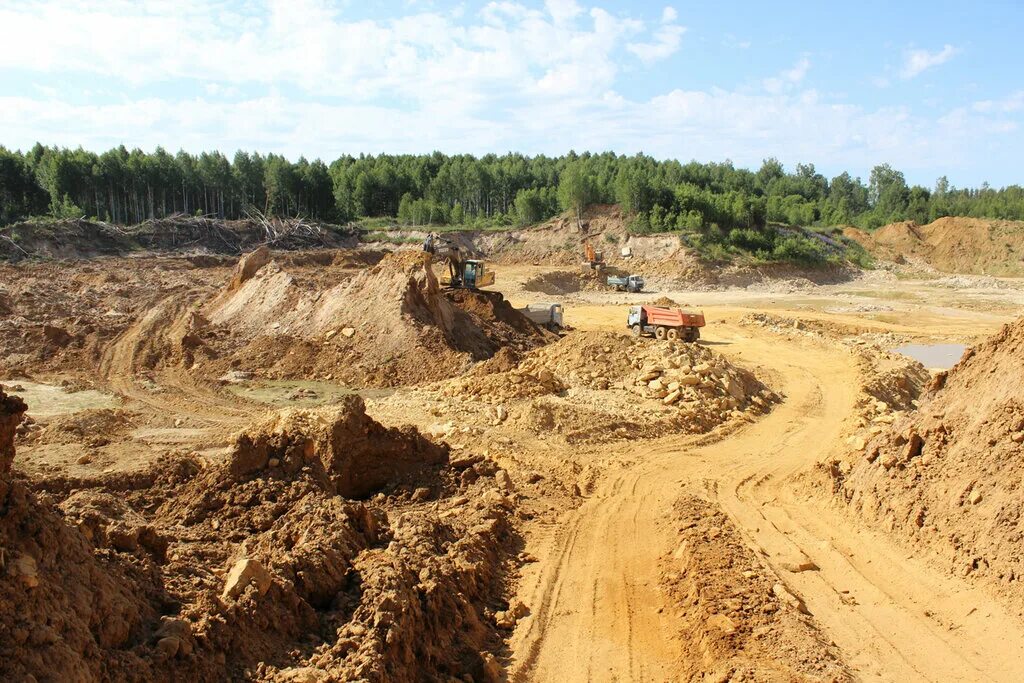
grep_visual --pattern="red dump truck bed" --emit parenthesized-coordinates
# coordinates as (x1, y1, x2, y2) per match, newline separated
(642, 305, 706, 328)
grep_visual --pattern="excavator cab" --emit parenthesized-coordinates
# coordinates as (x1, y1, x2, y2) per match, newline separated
(461, 260, 495, 289)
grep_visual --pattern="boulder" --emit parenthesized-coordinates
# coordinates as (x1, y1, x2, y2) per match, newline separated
(222, 558, 273, 600)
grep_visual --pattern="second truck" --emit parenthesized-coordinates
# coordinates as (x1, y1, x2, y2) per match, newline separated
(628, 304, 705, 342)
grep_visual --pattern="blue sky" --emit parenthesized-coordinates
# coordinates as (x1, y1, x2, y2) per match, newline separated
(1, 0, 1022, 187)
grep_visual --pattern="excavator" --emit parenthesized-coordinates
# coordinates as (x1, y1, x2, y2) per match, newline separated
(582, 239, 605, 271)
(423, 234, 495, 289)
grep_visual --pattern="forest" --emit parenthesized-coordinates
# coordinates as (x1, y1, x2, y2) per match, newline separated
(2, 144, 1023, 238)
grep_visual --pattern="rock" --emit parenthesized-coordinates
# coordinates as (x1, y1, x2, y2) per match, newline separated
(648, 378, 665, 391)
(222, 558, 273, 600)
(779, 556, 819, 573)
(496, 405, 508, 422)
(772, 582, 809, 614)
(11, 554, 39, 589)
(639, 370, 661, 382)
(707, 613, 737, 634)
(1012, 432, 1024, 444)
(279, 667, 326, 683)
(411, 487, 431, 502)
(156, 636, 180, 657)
(903, 431, 924, 460)
(969, 489, 983, 505)
(76, 454, 92, 465)
(107, 523, 140, 552)
(155, 617, 192, 641)
(663, 390, 681, 405)
(494, 469, 514, 492)
(324, 329, 338, 340)
(480, 652, 502, 683)
(693, 362, 711, 375)
(678, 374, 700, 387)
(341, 327, 356, 338)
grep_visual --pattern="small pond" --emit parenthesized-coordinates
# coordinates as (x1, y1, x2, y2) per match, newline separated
(893, 343, 967, 370)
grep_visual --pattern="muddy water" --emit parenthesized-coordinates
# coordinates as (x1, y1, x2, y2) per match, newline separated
(0, 380, 117, 417)
(893, 343, 967, 369)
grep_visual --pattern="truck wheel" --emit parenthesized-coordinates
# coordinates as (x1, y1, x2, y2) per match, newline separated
(631, 324, 642, 337)
(655, 326, 667, 340)
(666, 328, 679, 341)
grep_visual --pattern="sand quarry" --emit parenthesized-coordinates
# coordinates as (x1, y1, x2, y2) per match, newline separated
(3, 211, 1024, 682)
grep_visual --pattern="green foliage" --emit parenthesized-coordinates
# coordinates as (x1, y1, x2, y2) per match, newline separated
(771, 235, 827, 264)
(557, 162, 595, 220)
(1, 147, 1023, 242)
(514, 187, 558, 225)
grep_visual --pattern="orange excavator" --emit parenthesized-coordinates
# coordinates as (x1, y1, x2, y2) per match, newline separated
(582, 240, 605, 271)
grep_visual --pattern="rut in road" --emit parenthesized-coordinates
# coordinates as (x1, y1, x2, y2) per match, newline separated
(508, 324, 1024, 682)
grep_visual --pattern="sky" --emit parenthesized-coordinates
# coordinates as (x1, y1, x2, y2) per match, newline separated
(1, 0, 1022, 187)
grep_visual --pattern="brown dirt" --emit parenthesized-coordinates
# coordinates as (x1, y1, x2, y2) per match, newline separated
(200, 249, 552, 386)
(832, 316, 1024, 614)
(388, 331, 778, 447)
(1, 386, 27, 472)
(660, 495, 852, 681)
(849, 217, 1024, 275)
(0, 217, 357, 262)
(2, 393, 520, 682)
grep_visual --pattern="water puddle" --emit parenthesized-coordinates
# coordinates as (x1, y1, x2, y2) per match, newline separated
(893, 343, 967, 370)
(225, 380, 396, 407)
(0, 379, 117, 418)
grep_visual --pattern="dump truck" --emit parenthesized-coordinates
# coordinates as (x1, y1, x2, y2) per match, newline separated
(607, 274, 645, 292)
(518, 302, 564, 331)
(627, 305, 705, 342)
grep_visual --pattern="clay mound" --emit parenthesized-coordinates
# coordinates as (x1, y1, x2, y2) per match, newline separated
(857, 217, 1024, 275)
(203, 249, 551, 386)
(834, 317, 1024, 611)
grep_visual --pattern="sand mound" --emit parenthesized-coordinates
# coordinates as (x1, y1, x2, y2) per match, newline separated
(2, 393, 521, 682)
(833, 317, 1024, 611)
(851, 217, 1024, 275)
(203, 249, 551, 386)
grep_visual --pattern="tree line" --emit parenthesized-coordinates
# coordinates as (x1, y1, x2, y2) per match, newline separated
(2, 144, 1023, 233)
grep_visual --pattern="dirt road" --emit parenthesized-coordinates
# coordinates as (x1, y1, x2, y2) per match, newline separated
(509, 321, 1024, 682)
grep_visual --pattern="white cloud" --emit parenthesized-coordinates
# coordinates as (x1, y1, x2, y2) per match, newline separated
(972, 91, 1024, 114)
(0, 3, 1019, 184)
(544, 0, 582, 24)
(762, 57, 810, 94)
(626, 7, 685, 65)
(900, 44, 958, 79)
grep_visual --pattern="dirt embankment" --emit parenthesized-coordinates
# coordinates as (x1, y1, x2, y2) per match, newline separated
(661, 495, 852, 681)
(832, 317, 1024, 613)
(195, 249, 552, 386)
(846, 217, 1024, 276)
(1, 392, 522, 682)
(0, 217, 358, 262)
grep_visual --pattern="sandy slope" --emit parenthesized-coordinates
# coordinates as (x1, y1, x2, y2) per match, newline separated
(508, 319, 1024, 682)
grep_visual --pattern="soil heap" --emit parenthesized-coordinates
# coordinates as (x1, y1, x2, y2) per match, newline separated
(201, 249, 551, 386)
(1, 394, 521, 682)
(846, 217, 1024, 276)
(833, 317, 1024, 611)
(414, 332, 778, 444)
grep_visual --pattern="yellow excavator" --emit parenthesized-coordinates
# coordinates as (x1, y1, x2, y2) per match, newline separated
(423, 234, 495, 289)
